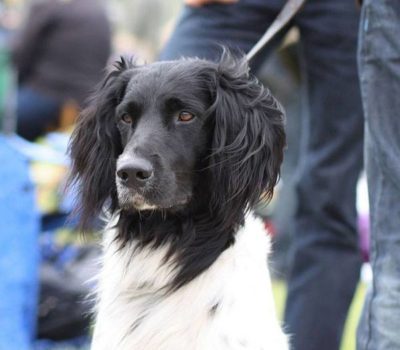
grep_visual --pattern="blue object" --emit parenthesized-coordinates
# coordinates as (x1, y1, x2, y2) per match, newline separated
(0, 135, 40, 350)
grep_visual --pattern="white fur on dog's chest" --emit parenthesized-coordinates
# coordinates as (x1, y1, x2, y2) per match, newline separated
(92, 216, 288, 350)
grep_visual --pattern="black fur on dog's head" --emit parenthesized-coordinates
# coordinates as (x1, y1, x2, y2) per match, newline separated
(69, 51, 285, 288)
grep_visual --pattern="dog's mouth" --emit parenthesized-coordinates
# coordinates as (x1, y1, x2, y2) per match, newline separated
(117, 187, 192, 212)
(130, 194, 158, 210)
(116, 185, 157, 211)
(116, 183, 191, 212)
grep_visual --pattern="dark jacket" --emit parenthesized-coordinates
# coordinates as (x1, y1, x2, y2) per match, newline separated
(11, 0, 111, 105)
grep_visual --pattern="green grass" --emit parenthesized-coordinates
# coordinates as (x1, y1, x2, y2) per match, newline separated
(272, 280, 367, 350)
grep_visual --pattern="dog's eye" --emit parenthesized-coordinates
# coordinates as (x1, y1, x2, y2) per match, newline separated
(178, 111, 195, 123)
(121, 114, 133, 124)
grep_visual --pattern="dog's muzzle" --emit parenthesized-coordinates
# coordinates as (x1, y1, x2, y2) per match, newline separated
(116, 157, 160, 210)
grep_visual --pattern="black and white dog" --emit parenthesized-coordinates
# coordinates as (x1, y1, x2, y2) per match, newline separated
(69, 51, 288, 349)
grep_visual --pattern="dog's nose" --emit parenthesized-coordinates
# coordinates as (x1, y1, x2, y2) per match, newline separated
(117, 158, 154, 188)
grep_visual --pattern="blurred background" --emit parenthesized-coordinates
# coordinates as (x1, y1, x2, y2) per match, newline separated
(0, 0, 369, 349)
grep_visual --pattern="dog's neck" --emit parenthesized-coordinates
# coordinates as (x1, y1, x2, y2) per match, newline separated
(113, 203, 245, 290)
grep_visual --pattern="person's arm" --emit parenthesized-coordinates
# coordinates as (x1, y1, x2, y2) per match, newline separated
(185, 0, 238, 7)
(10, 2, 57, 83)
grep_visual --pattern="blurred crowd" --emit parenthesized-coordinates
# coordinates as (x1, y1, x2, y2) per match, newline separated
(0, 0, 399, 349)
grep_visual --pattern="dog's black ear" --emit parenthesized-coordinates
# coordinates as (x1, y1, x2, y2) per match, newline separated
(208, 51, 286, 221)
(68, 57, 135, 229)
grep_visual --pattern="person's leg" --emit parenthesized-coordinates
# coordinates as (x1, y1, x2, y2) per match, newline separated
(284, 1, 364, 349)
(16, 86, 61, 141)
(357, 2, 400, 349)
(159, 0, 287, 69)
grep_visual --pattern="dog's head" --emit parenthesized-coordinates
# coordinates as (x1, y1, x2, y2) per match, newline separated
(69, 52, 285, 230)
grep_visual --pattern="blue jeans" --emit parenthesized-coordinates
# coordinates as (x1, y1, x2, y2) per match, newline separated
(160, 1, 363, 349)
(357, 2, 400, 349)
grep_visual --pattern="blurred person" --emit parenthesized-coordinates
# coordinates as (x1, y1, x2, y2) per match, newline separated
(160, 0, 364, 349)
(11, 0, 111, 141)
(357, 2, 400, 349)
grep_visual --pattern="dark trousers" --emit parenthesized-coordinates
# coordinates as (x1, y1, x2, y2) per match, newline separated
(16, 86, 61, 141)
(160, 1, 364, 349)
